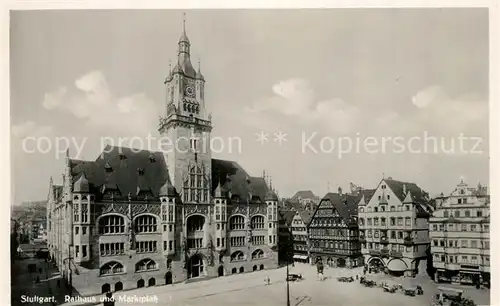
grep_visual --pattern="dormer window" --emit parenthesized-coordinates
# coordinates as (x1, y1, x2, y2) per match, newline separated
(137, 168, 145, 176)
(149, 155, 156, 163)
(119, 153, 127, 160)
(105, 163, 112, 173)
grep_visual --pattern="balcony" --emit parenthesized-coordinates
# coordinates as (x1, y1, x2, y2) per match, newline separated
(369, 250, 381, 256)
(390, 250, 403, 258)
(403, 237, 413, 245)
(380, 236, 389, 244)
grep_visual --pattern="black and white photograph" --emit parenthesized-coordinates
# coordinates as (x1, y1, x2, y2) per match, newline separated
(6, 3, 497, 306)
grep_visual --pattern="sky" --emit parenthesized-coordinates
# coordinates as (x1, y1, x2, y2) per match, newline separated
(10, 9, 490, 205)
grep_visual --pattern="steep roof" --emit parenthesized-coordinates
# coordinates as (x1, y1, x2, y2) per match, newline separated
(69, 146, 272, 203)
(313, 192, 367, 224)
(279, 210, 296, 227)
(384, 179, 429, 204)
(298, 210, 313, 226)
(292, 190, 316, 200)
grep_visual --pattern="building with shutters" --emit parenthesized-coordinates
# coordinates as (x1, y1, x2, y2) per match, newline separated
(358, 178, 433, 277)
(46, 17, 279, 296)
(429, 179, 490, 285)
(308, 188, 370, 268)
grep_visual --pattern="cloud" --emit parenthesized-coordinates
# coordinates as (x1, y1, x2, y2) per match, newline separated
(42, 87, 67, 110)
(246, 78, 360, 134)
(42, 71, 158, 136)
(12, 121, 53, 139)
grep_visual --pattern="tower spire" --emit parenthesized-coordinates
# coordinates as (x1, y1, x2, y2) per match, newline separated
(183, 12, 186, 35)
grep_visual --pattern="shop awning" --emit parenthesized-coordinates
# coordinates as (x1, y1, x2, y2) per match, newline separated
(387, 259, 408, 272)
(293, 255, 309, 260)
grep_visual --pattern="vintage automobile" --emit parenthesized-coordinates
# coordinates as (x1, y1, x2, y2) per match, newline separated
(337, 276, 354, 283)
(383, 284, 397, 293)
(287, 273, 303, 282)
(404, 288, 417, 296)
(431, 287, 476, 306)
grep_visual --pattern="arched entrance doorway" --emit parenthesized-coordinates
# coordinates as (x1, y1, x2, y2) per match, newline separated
(337, 258, 346, 267)
(253, 265, 257, 271)
(165, 272, 173, 285)
(232, 267, 237, 274)
(148, 277, 156, 287)
(137, 279, 145, 288)
(239, 266, 244, 273)
(114, 282, 123, 291)
(259, 264, 264, 270)
(101, 283, 110, 293)
(218, 266, 224, 276)
(368, 257, 385, 273)
(187, 254, 204, 278)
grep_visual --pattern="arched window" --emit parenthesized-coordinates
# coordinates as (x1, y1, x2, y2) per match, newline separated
(99, 261, 124, 276)
(135, 259, 158, 272)
(359, 218, 364, 226)
(230, 251, 245, 262)
(230, 216, 245, 230)
(183, 165, 209, 203)
(251, 216, 264, 229)
(231, 267, 237, 274)
(251, 249, 264, 259)
(187, 215, 205, 234)
(99, 215, 125, 234)
(135, 215, 157, 233)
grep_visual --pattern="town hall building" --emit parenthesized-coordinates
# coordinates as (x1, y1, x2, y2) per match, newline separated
(46, 19, 279, 296)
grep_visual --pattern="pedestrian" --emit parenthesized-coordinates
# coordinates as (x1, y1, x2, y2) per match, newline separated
(356, 274, 359, 280)
(267, 276, 271, 285)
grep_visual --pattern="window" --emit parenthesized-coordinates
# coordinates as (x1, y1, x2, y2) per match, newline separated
(405, 218, 411, 226)
(390, 231, 396, 239)
(433, 240, 438, 246)
(374, 230, 379, 238)
(439, 240, 444, 247)
(398, 231, 403, 239)
(251, 236, 265, 245)
(75, 227, 79, 235)
(381, 218, 386, 226)
(432, 224, 437, 231)
(470, 224, 477, 231)
(163, 241, 167, 251)
(169, 225, 173, 232)
(135, 259, 158, 272)
(374, 218, 379, 226)
(461, 240, 468, 248)
(359, 207, 364, 212)
(374, 207, 378, 212)
(99, 215, 126, 234)
(461, 255, 468, 263)
(169, 241, 173, 251)
(230, 251, 245, 262)
(75, 245, 80, 257)
(217, 238, 220, 247)
(477, 210, 483, 217)
(82, 227, 87, 235)
(367, 218, 372, 226)
(231, 237, 245, 247)
(390, 217, 396, 226)
(405, 205, 410, 211)
(455, 211, 460, 218)
(444, 211, 449, 218)
(100, 243, 125, 256)
(100, 261, 124, 275)
(187, 238, 203, 249)
(471, 240, 477, 248)
(137, 241, 158, 253)
(397, 218, 403, 226)
(465, 210, 470, 217)
(135, 215, 158, 233)
(390, 206, 395, 212)
(230, 216, 245, 230)
(367, 230, 372, 238)
(251, 216, 265, 229)
(82, 245, 87, 257)
(458, 199, 462, 204)
(251, 249, 264, 259)
(359, 218, 365, 226)
(483, 224, 489, 232)
(163, 225, 167, 231)
(461, 224, 467, 231)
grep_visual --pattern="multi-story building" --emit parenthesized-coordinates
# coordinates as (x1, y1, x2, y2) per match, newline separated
(46, 19, 279, 296)
(277, 210, 295, 264)
(309, 188, 369, 268)
(290, 210, 312, 263)
(429, 179, 490, 285)
(358, 178, 432, 277)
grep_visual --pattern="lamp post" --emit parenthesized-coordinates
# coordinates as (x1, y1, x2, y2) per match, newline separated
(286, 260, 290, 306)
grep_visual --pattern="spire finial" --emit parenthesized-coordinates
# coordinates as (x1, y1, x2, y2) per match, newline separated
(198, 58, 201, 71)
(183, 12, 186, 34)
(169, 59, 172, 71)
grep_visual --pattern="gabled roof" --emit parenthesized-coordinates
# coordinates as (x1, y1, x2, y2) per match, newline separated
(68, 146, 273, 203)
(298, 210, 313, 226)
(279, 210, 296, 227)
(312, 192, 361, 224)
(384, 179, 429, 204)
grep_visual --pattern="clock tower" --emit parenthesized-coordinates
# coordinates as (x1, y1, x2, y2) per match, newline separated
(159, 15, 212, 204)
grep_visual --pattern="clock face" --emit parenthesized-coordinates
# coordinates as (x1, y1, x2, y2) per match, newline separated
(185, 86, 195, 97)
